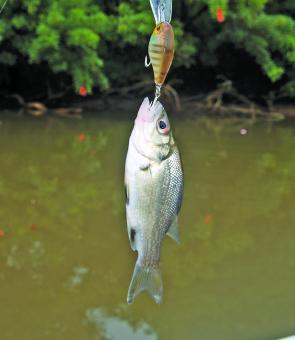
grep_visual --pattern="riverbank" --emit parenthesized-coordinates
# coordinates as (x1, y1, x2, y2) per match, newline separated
(0, 93, 294, 121)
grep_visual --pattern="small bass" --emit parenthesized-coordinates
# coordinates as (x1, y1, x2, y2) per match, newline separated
(125, 97, 183, 304)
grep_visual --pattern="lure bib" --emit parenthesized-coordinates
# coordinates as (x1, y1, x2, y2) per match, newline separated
(148, 22, 174, 87)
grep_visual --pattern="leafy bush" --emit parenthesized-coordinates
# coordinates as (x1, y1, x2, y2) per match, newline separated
(0, 0, 294, 97)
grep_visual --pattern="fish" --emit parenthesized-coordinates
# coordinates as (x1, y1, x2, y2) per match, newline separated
(125, 97, 183, 304)
(148, 22, 174, 87)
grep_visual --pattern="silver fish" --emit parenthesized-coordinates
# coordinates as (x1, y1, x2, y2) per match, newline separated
(125, 97, 183, 304)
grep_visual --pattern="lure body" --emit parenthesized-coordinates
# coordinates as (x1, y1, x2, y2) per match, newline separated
(148, 22, 174, 87)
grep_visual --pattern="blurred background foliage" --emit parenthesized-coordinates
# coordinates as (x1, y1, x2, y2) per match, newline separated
(0, 0, 294, 100)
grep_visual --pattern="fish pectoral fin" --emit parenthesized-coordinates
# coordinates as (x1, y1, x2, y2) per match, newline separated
(166, 217, 180, 244)
(139, 162, 150, 171)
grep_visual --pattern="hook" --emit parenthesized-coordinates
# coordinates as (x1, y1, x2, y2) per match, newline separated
(145, 55, 151, 68)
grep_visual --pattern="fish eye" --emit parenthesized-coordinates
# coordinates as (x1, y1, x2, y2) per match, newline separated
(159, 120, 167, 129)
(156, 26, 160, 31)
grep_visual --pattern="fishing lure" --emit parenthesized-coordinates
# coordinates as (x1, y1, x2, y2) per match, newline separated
(147, 0, 174, 103)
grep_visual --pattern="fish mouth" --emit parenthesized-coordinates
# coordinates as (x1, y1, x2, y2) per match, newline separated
(136, 97, 163, 124)
(151, 99, 163, 114)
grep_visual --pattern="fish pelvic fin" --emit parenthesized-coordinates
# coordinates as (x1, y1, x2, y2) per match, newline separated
(166, 217, 180, 244)
(127, 262, 163, 304)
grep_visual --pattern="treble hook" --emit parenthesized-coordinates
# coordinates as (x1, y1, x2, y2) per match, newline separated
(145, 55, 151, 68)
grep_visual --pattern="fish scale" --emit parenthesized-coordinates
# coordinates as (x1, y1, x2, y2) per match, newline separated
(152, 151, 182, 234)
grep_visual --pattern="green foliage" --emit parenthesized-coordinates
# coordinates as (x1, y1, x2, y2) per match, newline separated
(191, 0, 295, 87)
(0, 0, 294, 97)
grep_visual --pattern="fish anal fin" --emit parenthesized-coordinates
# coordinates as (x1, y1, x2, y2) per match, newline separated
(166, 217, 180, 244)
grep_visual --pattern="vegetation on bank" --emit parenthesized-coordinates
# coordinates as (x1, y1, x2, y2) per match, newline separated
(0, 0, 294, 101)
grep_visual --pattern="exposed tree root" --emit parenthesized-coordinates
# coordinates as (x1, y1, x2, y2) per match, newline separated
(182, 79, 285, 120)
(6, 93, 83, 118)
(2, 78, 290, 120)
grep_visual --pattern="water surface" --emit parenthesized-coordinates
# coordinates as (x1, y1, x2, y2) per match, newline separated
(0, 111, 295, 340)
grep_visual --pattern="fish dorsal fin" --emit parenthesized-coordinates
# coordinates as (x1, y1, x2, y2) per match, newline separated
(166, 217, 180, 244)
(150, 0, 172, 25)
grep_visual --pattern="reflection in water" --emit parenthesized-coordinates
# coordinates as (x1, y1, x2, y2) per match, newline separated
(0, 114, 295, 339)
(86, 308, 157, 340)
(68, 266, 89, 288)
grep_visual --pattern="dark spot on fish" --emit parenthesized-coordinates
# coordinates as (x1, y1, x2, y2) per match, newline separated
(140, 163, 150, 171)
(125, 185, 129, 205)
(130, 228, 136, 243)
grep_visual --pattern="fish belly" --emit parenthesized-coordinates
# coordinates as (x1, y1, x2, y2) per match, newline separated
(127, 162, 164, 257)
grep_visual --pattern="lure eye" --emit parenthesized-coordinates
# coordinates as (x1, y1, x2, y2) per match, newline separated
(159, 121, 167, 129)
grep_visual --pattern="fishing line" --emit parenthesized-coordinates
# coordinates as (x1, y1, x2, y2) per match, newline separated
(0, 0, 8, 14)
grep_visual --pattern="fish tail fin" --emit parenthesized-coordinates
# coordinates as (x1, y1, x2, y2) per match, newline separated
(127, 262, 163, 304)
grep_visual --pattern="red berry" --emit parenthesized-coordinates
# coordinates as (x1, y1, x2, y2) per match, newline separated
(216, 7, 225, 23)
(79, 86, 87, 96)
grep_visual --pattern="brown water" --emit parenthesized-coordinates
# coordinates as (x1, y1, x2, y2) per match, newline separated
(0, 111, 295, 340)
